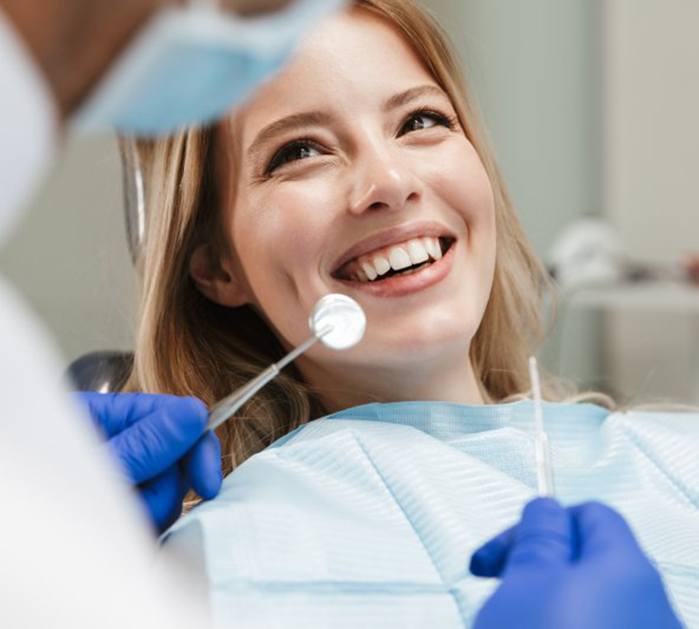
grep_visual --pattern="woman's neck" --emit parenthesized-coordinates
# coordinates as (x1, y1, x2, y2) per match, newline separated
(299, 350, 485, 415)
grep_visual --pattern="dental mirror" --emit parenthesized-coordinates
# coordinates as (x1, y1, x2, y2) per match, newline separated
(309, 293, 366, 350)
(208, 293, 365, 431)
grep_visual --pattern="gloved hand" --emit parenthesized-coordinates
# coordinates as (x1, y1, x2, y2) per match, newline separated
(470, 498, 683, 629)
(76, 392, 222, 533)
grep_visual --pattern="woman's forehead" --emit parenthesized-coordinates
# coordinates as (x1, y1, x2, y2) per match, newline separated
(235, 8, 438, 141)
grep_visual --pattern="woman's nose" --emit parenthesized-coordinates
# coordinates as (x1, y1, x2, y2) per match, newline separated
(348, 145, 421, 216)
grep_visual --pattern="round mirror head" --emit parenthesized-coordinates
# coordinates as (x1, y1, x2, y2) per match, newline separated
(309, 294, 366, 350)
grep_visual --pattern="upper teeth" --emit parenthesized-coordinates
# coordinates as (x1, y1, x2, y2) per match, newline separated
(349, 236, 444, 283)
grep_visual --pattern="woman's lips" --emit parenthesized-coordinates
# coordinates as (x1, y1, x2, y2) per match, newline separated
(334, 239, 456, 298)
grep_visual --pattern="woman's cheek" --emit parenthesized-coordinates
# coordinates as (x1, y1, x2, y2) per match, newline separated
(426, 177, 492, 238)
(238, 192, 330, 292)
(267, 194, 330, 254)
(418, 141, 491, 220)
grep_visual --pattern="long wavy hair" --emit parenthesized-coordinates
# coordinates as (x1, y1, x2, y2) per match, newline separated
(123, 0, 580, 476)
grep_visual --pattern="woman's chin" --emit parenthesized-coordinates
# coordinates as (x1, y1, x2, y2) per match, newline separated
(350, 326, 476, 369)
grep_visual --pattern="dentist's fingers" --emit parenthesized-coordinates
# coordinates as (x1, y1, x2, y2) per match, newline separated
(108, 396, 209, 484)
(139, 464, 189, 533)
(569, 501, 640, 558)
(503, 498, 574, 576)
(183, 430, 223, 500)
(470, 525, 517, 578)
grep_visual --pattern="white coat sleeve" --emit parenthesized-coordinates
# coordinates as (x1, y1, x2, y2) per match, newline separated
(0, 10, 210, 629)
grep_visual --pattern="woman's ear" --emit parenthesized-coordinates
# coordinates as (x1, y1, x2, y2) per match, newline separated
(189, 243, 250, 308)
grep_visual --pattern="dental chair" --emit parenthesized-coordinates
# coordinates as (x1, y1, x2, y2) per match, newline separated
(67, 351, 134, 392)
(65, 140, 143, 392)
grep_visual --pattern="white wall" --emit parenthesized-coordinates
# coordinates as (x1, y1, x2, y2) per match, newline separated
(604, 0, 699, 402)
(0, 135, 136, 363)
(605, 0, 699, 260)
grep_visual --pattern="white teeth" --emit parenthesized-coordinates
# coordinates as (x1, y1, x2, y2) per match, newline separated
(346, 235, 449, 282)
(407, 239, 429, 265)
(372, 255, 391, 276)
(388, 246, 412, 271)
(361, 262, 377, 281)
(424, 237, 442, 260)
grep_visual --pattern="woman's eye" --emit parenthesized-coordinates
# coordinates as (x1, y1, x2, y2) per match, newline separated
(399, 111, 454, 136)
(266, 141, 322, 174)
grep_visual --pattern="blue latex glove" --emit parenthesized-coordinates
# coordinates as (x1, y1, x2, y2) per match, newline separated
(76, 392, 223, 533)
(470, 498, 683, 629)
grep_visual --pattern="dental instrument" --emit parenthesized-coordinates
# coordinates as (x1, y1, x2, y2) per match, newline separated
(207, 294, 366, 431)
(528, 356, 555, 497)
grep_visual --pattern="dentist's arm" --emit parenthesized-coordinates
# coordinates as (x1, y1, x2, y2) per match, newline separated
(470, 498, 683, 629)
(0, 0, 168, 118)
(75, 392, 222, 532)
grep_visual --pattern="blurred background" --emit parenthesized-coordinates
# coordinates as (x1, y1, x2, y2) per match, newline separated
(1, 0, 698, 403)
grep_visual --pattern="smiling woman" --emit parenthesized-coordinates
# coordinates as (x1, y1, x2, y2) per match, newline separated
(125, 0, 551, 461)
(121, 1, 698, 626)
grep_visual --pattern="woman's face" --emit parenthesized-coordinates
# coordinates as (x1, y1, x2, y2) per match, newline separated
(210, 8, 496, 379)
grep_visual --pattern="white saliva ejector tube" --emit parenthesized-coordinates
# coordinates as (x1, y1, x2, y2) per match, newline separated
(528, 356, 555, 497)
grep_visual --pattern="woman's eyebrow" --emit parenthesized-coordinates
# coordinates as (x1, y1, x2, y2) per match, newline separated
(383, 84, 446, 112)
(247, 111, 333, 160)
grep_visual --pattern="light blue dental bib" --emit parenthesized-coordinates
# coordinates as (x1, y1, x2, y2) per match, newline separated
(163, 401, 699, 628)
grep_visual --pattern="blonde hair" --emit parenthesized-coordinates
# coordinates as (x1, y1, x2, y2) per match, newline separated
(123, 0, 585, 476)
